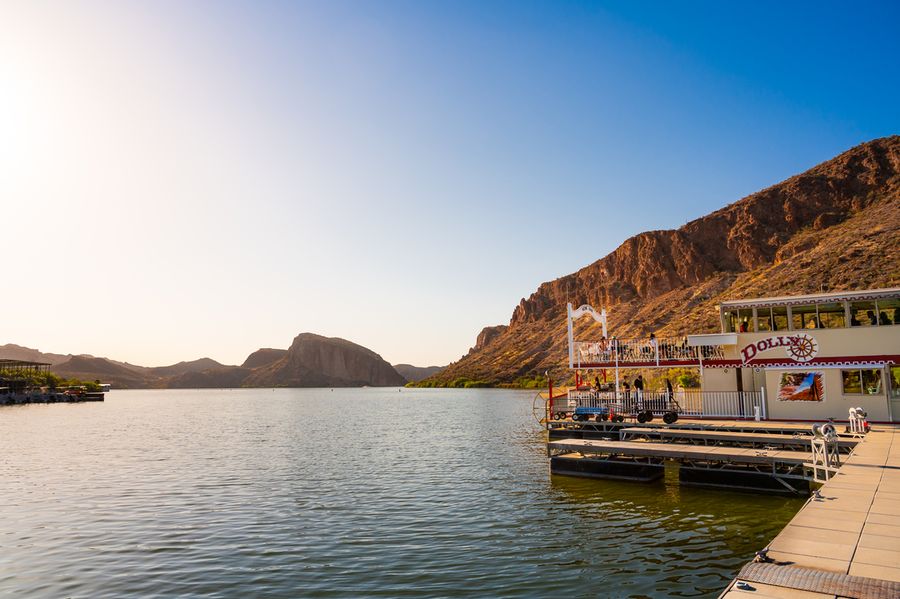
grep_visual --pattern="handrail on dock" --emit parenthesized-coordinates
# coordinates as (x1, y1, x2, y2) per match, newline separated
(562, 389, 767, 420)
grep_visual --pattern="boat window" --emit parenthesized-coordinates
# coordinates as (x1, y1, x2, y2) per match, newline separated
(850, 301, 877, 326)
(756, 307, 773, 332)
(772, 306, 789, 331)
(724, 309, 751, 332)
(817, 302, 845, 328)
(876, 298, 899, 325)
(862, 369, 883, 395)
(891, 366, 900, 399)
(843, 369, 883, 395)
(842, 370, 862, 394)
(723, 310, 736, 332)
(791, 304, 818, 329)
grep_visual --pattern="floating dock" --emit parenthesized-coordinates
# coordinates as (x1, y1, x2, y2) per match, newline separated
(0, 391, 105, 405)
(619, 427, 859, 454)
(546, 416, 900, 592)
(547, 417, 851, 441)
(549, 436, 816, 493)
(720, 424, 900, 597)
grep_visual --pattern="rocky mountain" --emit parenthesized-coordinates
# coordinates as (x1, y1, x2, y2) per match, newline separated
(393, 364, 445, 382)
(8, 334, 406, 389)
(149, 358, 229, 378)
(428, 135, 900, 385)
(0, 343, 71, 365)
(241, 348, 288, 369)
(51, 356, 159, 388)
(245, 333, 407, 387)
(166, 367, 253, 389)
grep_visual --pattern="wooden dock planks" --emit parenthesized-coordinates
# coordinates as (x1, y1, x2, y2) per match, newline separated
(721, 424, 900, 597)
(619, 427, 859, 451)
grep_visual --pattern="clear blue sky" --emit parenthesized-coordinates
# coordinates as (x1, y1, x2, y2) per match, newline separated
(1, 1, 898, 367)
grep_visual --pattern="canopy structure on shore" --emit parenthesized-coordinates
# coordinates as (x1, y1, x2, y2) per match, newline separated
(0, 359, 51, 376)
(0, 360, 52, 391)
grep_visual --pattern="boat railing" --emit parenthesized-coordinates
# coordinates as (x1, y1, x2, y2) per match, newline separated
(572, 338, 725, 364)
(563, 389, 766, 419)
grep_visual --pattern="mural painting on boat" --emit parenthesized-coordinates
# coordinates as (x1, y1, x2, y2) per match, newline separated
(778, 372, 825, 402)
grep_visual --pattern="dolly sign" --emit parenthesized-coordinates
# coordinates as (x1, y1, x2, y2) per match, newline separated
(741, 333, 819, 363)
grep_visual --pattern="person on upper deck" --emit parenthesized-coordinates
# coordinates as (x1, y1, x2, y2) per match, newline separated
(867, 310, 878, 325)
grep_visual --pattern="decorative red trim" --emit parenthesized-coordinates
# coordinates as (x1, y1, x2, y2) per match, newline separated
(574, 355, 900, 370)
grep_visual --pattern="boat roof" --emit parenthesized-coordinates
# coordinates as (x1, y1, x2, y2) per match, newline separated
(720, 287, 900, 310)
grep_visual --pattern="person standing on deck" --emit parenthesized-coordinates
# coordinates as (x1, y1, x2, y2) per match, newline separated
(634, 374, 644, 411)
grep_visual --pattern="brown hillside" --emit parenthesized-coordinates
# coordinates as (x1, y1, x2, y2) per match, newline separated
(150, 358, 229, 378)
(51, 356, 160, 388)
(393, 364, 445, 382)
(241, 348, 288, 369)
(0, 344, 70, 365)
(430, 136, 900, 385)
(167, 367, 253, 388)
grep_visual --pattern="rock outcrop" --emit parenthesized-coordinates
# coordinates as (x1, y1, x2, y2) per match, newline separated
(428, 135, 900, 385)
(244, 333, 407, 387)
(470, 325, 508, 354)
(150, 358, 229, 378)
(393, 364, 445, 382)
(241, 348, 288, 369)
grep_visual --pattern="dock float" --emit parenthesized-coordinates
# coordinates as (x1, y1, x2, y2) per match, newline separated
(548, 438, 813, 493)
(721, 425, 900, 597)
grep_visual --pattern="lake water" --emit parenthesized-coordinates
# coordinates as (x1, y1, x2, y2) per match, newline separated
(0, 388, 803, 597)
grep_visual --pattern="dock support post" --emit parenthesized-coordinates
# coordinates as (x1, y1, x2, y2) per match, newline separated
(567, 303, 575, 369)
(760, 387, 767, 420)
(614, 339, 620, 401)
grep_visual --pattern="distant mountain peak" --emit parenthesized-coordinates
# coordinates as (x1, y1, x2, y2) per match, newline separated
(244, 332, 407, 387)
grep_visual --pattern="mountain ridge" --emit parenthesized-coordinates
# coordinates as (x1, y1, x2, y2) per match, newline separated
(427, 135, 900, 385)
(1, 335, 414, 389)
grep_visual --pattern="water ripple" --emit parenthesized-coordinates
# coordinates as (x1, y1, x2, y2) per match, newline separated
(0, 388, 803, 597)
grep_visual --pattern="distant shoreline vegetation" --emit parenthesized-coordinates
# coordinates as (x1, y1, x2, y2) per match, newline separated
(1, 371, 103, 392)
(409, 369, 700, 391)
(408, 374, 548, 389)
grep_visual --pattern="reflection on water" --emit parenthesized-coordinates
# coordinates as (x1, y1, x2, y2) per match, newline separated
(0, 388, 802, 597)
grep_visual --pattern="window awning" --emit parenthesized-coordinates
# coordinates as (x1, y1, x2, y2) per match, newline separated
(687, 333, 737, 346)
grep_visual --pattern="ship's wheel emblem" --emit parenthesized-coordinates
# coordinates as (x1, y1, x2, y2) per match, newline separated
(787, 333, 819, 362)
